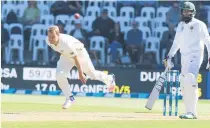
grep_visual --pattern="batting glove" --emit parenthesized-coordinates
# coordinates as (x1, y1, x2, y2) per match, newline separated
(163, 55, 174, 70)
(206, 58, 210, 70)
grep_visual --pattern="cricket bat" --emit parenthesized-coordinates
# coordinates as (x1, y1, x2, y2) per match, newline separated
(145, 68, 168, 110)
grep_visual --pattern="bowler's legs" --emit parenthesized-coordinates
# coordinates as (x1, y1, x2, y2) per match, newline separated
(79, 49, 110, 85)
(56, 55, 74, 99)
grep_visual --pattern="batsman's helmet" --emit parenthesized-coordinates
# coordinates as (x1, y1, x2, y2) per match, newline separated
(181, 2, 196, 23)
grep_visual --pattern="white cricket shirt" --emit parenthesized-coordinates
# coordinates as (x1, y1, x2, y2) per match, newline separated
(45, 33, 84, 58)
(168, 18, 210, 58)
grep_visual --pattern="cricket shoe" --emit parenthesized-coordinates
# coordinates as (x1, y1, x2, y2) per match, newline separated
(179, 112, 197, 119)
(107, 74, 116, 92)
(62, 96, 75, 109)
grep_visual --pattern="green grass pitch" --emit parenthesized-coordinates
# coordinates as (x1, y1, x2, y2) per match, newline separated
(1, 94, 210, 128)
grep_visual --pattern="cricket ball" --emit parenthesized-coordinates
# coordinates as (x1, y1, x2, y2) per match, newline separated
(74, 13, 80, 19)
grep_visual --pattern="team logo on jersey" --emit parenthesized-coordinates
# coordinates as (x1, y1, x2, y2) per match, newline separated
(190, 26, 194, 31)
(181, 26, 184, 31)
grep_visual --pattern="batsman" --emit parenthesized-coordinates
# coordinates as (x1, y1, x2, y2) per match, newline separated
(164, 2, 210, 119)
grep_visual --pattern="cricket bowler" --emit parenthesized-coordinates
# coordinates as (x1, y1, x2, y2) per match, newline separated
(164, 2, 210, 119)
(46, 26, 116, 109)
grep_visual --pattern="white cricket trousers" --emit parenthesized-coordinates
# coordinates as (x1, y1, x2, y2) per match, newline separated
(180, 51, 203, 115)
(56, 48, 109, 99)
(181, 51, 203, 77)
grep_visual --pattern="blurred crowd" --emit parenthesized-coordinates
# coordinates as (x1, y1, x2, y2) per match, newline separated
(1, 0, 210, 68)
